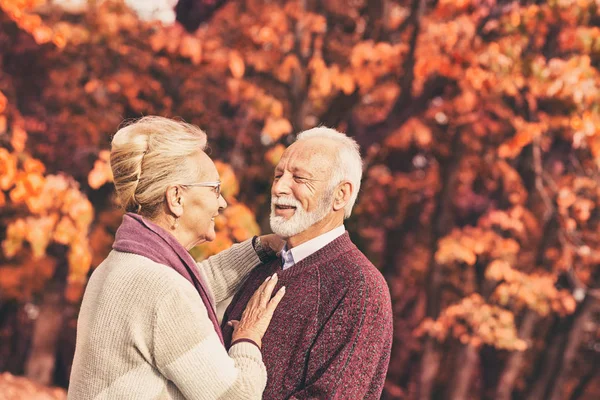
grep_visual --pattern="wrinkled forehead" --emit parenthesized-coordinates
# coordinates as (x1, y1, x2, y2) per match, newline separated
(277, 139, 337, 176)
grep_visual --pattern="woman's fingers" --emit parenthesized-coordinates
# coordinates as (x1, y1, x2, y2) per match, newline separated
(260, 234, 285, 253)
(266, 286, 286, 315)
(260, 274, 278, 307)
(232, 274, 286, 345)
(228, 320, 240, 330)
(247, 274, 271, 308)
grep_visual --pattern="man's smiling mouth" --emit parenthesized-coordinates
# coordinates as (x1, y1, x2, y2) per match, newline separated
(275, 205, 296, 210)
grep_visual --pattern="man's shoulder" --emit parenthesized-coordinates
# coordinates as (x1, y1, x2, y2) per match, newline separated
(320, 242, 388, 295)
(313, 243, 392, 328)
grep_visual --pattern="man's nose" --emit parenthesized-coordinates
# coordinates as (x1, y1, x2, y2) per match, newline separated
(272, 174, 292, 196)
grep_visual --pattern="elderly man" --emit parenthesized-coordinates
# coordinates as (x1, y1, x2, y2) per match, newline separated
(221, 127, 393, 399)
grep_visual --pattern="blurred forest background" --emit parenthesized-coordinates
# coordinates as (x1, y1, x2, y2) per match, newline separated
(0, 0, 600, 398)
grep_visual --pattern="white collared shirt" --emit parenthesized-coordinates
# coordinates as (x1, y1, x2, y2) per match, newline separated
(280, 225, 346, 270)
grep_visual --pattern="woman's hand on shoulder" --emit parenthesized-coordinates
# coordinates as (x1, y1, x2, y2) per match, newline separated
(259, 234, 285, 256)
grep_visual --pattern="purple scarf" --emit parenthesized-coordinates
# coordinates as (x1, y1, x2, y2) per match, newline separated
(113, 212, 224, 345)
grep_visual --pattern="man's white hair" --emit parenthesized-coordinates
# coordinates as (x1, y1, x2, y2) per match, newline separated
(296, 127, 363, 218)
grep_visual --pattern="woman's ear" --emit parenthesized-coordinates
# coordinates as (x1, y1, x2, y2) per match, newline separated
(165, 185, 184, 217)
(332, 181, 352, 213)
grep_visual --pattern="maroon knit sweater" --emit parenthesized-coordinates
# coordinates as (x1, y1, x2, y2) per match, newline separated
(222, 233, 393, 400)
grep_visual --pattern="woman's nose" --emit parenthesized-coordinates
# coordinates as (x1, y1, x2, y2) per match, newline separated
(218, 194, 228, 210)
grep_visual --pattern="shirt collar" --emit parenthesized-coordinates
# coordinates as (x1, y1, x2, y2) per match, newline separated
(281, 225, 346, 270)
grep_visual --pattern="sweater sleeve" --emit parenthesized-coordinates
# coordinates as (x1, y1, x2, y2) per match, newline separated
(152, 281, 267, 400)
(288, 277, 393, 400)
(196, 238, 261, 303)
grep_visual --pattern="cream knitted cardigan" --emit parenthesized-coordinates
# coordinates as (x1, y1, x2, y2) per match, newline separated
(68, 239, 266, 400)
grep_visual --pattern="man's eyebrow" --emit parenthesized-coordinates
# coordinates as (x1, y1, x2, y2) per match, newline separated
(290, 167, 314, 178)
(274, 166, 320, 180)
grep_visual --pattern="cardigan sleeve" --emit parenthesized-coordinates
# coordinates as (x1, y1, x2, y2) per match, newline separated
(195, 238, 261, 303)
(288, 278, 393, 400)
(152, 281, 267, 399)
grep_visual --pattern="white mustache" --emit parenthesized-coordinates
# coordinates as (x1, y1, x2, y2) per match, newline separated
(272, 197, 300, 207)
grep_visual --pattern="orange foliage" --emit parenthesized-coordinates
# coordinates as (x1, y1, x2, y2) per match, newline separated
(0, 372, 66, 400)
(87, 150, 112, 189)
(1, 0, 600, 397)
(487, 262, 577, 317)
(416, 294, 527, 351)
(0, 0, 66, 48)
(0, 94, 92, 303)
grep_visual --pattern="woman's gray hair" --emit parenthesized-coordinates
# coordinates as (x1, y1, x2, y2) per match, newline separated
(110, 116, 207, 218)
(296, 127, 363, 218)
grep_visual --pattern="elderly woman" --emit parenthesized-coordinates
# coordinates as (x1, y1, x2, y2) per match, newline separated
(69, 116, 285, 399)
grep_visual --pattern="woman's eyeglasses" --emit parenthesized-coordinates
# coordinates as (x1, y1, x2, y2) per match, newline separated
(180, 181, 221, 198)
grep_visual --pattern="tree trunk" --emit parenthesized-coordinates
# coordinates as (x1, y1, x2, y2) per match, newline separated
(418, 338, 442, 400)
(547, 295, 600, 400)
(449, 343, 480, 400)
(526, 318, 569, 400)
(418, 131, 461, 400)
(24, 287, 64, 385)
(0, 301, 35, 375)
(569, 361, 599, 400)
(496, 310, 541, 400)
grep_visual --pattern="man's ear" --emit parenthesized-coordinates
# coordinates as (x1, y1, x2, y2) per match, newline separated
(332, 181, 352, 213)
(165, 185, 184, 217)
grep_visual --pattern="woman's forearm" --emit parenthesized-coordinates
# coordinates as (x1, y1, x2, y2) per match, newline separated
(196, 238, 260, 303)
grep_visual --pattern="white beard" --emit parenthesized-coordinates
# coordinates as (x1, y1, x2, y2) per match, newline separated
(270, 193, 332, 238)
